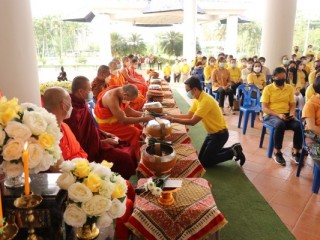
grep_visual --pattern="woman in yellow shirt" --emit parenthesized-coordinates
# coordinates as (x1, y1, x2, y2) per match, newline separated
(247, 61, 266, 91)
(204, 57, 216, 95)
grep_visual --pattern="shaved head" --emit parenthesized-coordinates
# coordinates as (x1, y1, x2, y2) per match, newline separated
(97, 65, 110, 76)
(108, 61, 117, 71)
(122, 84, 138, 98)
(72, 76, 89, 94)
(43, 87, 69, 112)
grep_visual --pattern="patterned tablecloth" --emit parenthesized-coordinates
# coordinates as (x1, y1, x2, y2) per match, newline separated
(126, 178, 227, 240)
(137, 144, 205, 178)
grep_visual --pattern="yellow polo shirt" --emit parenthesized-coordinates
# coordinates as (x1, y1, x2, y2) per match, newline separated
(163, 66, 172, 76)
(247, 73, 266, 90)
(306, 84, 316, 102)
(227, 67, 242, 83)
(181, 64, 191, 75)
(309, 70, 316, 85)
(204, 65, 215, 83)
(189, 91, 227, 134)
(261, 83, 295, 115)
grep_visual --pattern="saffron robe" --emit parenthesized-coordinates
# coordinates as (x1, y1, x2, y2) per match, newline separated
(94, 87, 142, 160)
(64, 94, 136, 179)
(108, 73, 125, 87)
(91, 77, 106, 100)
(120, 68, 147, 96)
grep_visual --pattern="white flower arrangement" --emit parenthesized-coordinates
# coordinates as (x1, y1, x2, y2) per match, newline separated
(143, 178, 163, 197)
(0, 97, 62, 177)
(39, 81, 72, 95)
(56, 158, 127, 229)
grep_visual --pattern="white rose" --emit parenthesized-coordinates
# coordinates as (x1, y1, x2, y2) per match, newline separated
(92, 164, 111, 179)
(4, 121, 32, 141)
(98, 179, 115, 198)
(2, 139, 24, 161)
(108, 198, 126, 219)
(22, 110, 48, 135)
(1, 161, 24, 177)
(60, 160, 76, 172)
(0, 126, 6, 146)
(147, 181, 156, 192)
(20, 103, 41, 112)
(63, 204, 87, 228)
(27, 143, 44, 169)
(81, 195, 111, 216)
(68, 182, 93, 203)
(96, 213, 113, 229)
(151, 187, 162, 197)
(56, 172, 76, 190)
(32, 150, 53, 173)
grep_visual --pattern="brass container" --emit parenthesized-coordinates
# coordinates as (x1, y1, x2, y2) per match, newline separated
(76, 223, 100, 240)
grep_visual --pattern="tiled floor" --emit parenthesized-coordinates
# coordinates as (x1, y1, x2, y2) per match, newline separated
(173, 83, 320, 240)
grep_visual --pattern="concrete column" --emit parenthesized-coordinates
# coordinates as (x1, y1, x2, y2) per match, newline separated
(94, 14, 112, 64)
(0, 0, 40, 105)
(183, 0, 197, 64)
(225, 16, 238, 56)
(260, 0, 297, 71)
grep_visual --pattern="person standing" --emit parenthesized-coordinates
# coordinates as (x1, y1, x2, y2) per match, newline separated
(173, 60, 181, 83)
(163, 63, 172, 82)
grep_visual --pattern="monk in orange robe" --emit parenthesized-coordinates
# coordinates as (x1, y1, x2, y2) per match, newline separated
(43, 87, 135, 239)
(91, 65, 110, 101)
(64, 76, 137, 179)
(94, 84, 153, 160)
(108, 61, 125, 87)
(120, 56, 148, 96)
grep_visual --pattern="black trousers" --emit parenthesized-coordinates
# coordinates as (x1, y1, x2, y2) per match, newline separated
(214, 87, 234, 108)
(198, 130, 235, 167)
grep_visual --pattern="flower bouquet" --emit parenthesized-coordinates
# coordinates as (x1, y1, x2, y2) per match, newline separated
(0, 96, 62, 179)
(56, 158, 127, 233)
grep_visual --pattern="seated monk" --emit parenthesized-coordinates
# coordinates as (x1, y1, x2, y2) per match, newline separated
(91, 65, 110, 101)
(43, 87, 135, 239)
(94, 84, 153, 160)
(120, 56, 147, 96)
(108, 60, 125, 87)
(128, 58, 146, 84)
(64, 76, 137, 179)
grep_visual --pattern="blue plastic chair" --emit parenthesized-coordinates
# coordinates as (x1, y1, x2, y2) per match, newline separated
(212, 92, 219, 101)
(259, 122, 275, 158)
(237, 84, 261, 134)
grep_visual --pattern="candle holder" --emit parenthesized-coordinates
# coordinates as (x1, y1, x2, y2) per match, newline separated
(158, 188, 179, 206)
(13, 194, 43, 240)
(0, 222, 19, 240)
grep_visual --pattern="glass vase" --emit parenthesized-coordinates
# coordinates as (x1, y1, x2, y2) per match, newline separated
(76, 223, 100, 240)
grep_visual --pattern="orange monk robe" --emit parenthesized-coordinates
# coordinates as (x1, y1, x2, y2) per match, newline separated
(59, 122, 88, 160)
(129, 91, 145, 111)
(94, 87, 142, 160)
(108, 73, 125, 87)
(122, 68, 148, 97)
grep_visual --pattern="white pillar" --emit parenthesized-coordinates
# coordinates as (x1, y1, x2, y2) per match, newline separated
(0, 0, 40, 105)
(260, 0, 297, 71)
(183, 0, 197, 64)
(94, 14, 112, 64)
(225, 16, 238, 56)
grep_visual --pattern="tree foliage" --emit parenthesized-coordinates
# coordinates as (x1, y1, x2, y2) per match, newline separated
(237, 22, 262, 57)
(159, 31, 183, 56)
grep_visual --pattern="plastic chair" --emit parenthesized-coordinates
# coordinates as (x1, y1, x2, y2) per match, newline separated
(212, 92, 219, 101)
(259, 122, 275, 158)
(237, 84, 261, 134)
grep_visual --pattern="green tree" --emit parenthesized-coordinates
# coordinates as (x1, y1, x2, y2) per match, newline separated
(111, 32, 128, 57)
(237, 22, 262, 57)
(159, 31, 183, 56)
(128, 33, 146, 54)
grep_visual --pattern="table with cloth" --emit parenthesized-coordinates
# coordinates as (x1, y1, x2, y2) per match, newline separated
(137, 143, 205, 178)
(126, 178, 227, 240)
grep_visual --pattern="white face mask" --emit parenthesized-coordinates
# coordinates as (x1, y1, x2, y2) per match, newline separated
(254, 67, 261, 73)
(210, 62, 215, 66)
(230, 63, 236, 68)
(260, 61, 265, 66)
(66, 106, 73, 119)
(302, 60, 307, 65)
(105, 76, 111, 83)
(247, 64, 252, 69)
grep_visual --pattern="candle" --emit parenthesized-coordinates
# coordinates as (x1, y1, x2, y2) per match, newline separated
(23, 142, 30, 196)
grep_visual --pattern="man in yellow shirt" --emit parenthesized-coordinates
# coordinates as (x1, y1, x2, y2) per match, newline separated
(306, 84, 316, 102)
(292, 46, 302, 59)
(180, 59, 191, 83)
(227, 58, 242, 95)
(308, 60, 320, 84)
(261, 67, 303, 166)
(163, 76, 245, 167)
(204, 57, 216, 95)
(304, 44, 316, 57)
(172, 60, 181, 83)
(163, 63, 172, 82)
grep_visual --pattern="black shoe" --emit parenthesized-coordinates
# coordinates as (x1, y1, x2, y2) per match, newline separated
(273, 152, 286, 166)
(291, 152, 301, 165)
(232, 143, 246, 166)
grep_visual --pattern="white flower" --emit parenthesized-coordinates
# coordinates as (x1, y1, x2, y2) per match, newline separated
(2, 139, 24, 161)
(63, 204, 87, 228)
(99, 179, 115, 198)
(68, 182, 93, 203)
(96, 213, 113, 229)
(56, 172, 76, 190)
(4, 121, 32, 141)
(60, 161, 76, 172)
(32, 150, 53, 173)
(81, 195, 111, 216)
(0, 126, 6, 146)
(22, 110, 48, 135)
(27, 143, 44, 169)
(151, 187, 162, 197)
(108, 198, 126, 218)
(92, 164, 112, 179)
(0, 161, 24, 177)
(20, 102, 41, 112)
(147, 181, 156, 192)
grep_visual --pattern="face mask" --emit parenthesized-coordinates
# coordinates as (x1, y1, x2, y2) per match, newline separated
(289, 67, 296, 72)
(117, 64, 122, 69)
(302, 60, 307, 64)
(230, 63, 236, 68)
(197, 54, 202, 58)
(66, 106, 73, 119)
(254, 67, 261, 73)
(247, 64, 252, 69)
(186, 90, 194, 99)
(298, 65, 304, 70)
(260, 61, 265, 66)
(274, 79, 285, 87)
(210, 62, 215, 66)
(105, 76, 111, 83)
(219, 63, 225, 68)
(86, 91, 93, 102)
(282, 60, 289, 65)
